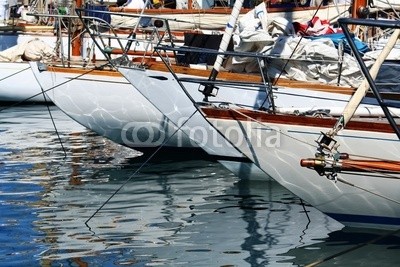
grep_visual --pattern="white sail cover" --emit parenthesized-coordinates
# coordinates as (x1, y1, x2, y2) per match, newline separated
(0, 38, 55, 62)
(224, 2, 400, 87)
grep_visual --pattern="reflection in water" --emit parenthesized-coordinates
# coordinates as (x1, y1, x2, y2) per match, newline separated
(1, 105, 398, 266)
(280, 227, 400, 266)
(34, 160, 343, 266)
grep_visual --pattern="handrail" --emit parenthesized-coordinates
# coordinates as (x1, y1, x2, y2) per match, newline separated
(75, 8, 179, 65)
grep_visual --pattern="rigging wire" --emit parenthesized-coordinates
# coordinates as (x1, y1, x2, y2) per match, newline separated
(30, 63, 70, 158)
(299, 198, 311, 223)
(298, 198, 311, 247)
(42, 91, 67, 158)
(336, 176, 400, 204)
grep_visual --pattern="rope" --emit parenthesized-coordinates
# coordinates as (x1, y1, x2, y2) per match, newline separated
(337, 176, 400, 204)
(42, 92, 67, 158)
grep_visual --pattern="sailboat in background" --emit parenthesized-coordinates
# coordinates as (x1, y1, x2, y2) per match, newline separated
(2, 0, 400, 103)
(107, 0, 351, 30)
(3, 0, 370, 103)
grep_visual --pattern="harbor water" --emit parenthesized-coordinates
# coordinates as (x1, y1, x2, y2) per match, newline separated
(1, 104, 399, 266)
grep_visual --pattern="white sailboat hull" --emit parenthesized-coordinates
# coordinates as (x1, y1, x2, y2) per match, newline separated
(118, 66, 267, 157)
(29, 62, 201, 148)
(204, 108, 400, 229)
(116, 65, 398, 183)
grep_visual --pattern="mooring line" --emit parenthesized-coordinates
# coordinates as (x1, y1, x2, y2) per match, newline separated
(28, 64, 105, 159)
(85, 109, 199, 227)
(300, 198, 311, 222)
(40, 86, 67, 158)
(27, 62, 108, 156)
(33, 66, 66, 157)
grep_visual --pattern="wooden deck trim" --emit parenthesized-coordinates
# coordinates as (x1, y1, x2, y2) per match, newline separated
(48, 65, 122, 77)
(47, 62, 357, 95)
(201, 106, 396, 134)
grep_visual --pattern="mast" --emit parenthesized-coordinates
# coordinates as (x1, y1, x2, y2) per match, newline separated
(200, 0, 245, 101)
(351, 0, 369, 19)
(72, 0, 83, 57)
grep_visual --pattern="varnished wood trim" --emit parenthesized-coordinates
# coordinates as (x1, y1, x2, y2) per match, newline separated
(47, 62, 357, 94)
(201, 106, 397, 134)
(301, 158, 400, 172)
(48, 66, 122, 77)
(145, 62, 356, 93)
(48, 62, 400, 100)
